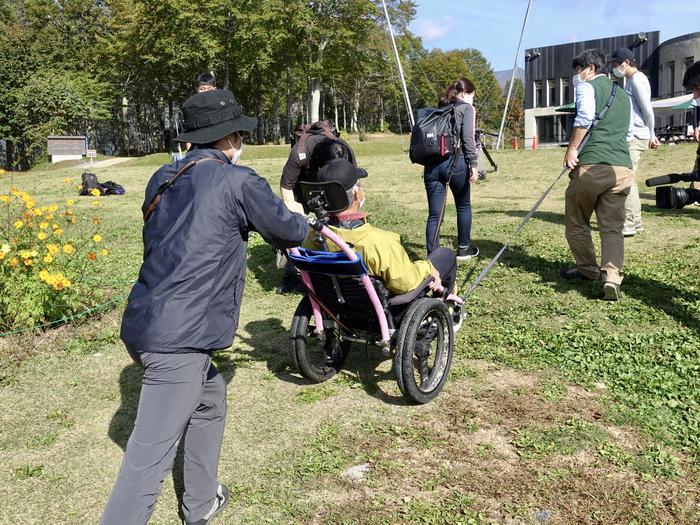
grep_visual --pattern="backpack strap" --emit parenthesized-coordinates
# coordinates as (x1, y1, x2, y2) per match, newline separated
(143, 157, 226, 222)
(297, 122, 338, 169)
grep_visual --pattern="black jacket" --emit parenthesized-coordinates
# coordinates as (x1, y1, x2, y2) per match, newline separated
(120, 148, 308, 353)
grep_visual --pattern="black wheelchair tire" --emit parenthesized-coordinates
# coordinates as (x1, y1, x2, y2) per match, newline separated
(394, 298, 454, 404)
(290, 296, 351, 383)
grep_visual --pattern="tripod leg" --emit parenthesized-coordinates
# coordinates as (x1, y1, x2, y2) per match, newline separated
(482, 146, 497, 172)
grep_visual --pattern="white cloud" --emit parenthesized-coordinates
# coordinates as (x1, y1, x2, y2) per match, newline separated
(413, 16, 456, 43)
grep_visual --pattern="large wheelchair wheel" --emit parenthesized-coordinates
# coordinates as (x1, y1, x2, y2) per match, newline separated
(290, 296, 351, 383)
(394, 298, 454, 404)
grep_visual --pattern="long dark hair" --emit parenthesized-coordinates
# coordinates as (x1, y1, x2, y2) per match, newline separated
(438, 77, 476, 107)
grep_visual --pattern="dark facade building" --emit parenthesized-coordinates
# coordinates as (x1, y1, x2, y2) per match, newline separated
(524, 31, 661, 147)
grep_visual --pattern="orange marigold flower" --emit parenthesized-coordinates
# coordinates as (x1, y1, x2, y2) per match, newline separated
(87, 252, 97, 261)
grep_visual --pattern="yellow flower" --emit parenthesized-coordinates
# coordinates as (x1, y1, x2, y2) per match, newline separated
(39, 269, 49, 281)
(92, 234, 102, 242)
(0, 195, 9, 203)
(19, 250, 31, 259)
(23, 258, 33, 266)
(0, 169, 5, 176)
(100, 249, 109, 256)
(10, 257, 19, 267)
(0, 252, 5, 260)
(91, 200, 101, 207)
(0, 244, 10, 254)
(62, 244, 74, 254)
(53, 228, 64, 237)
(52, 223, 59, 229)
(37, 232, 47, 240)
(66, 199, 76, 206)
(47, 244, 59, 255)
(33, 208, 43, 216)
(40, 222, 49, 229)
(43, 254, 54, 264)
(89, 188, 101, 197)
(13, 220, 23, 229)
(62, 178, 71, 184)
(47, 204, 58, 212)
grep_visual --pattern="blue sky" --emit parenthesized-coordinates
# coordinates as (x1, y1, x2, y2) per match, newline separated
(409, 0, 700, 71)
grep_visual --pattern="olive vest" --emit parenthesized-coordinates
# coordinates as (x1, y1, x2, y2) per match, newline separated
(578, 76, 633, 169)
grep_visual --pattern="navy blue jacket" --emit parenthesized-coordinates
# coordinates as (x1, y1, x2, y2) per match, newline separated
(120, 148, 308, 353)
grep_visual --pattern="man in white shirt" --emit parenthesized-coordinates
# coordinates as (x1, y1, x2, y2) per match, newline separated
(610, 48, 659, 236)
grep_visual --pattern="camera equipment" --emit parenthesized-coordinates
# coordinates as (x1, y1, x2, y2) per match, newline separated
(645, 171, 700, 209)
(475, 129, 498, 180)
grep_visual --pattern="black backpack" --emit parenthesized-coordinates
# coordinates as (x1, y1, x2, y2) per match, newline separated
(293, 120, 339, 169)
(99, 181, 126, 195)
(409, 105, 458, 165)
(79, 172, 100, 196)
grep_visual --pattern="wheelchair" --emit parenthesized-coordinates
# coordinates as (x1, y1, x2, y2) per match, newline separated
(287, 181, 464, 404)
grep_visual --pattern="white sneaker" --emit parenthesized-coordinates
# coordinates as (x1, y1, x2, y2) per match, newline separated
(621, 225, 637, 237)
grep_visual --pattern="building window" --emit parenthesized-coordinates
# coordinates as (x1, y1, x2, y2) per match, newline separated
(668, 61, 675, 97)
(560, 78, 571, 104)
(685, 56, 695, 87)
(534, 80, 543, 108)
(547, 79, 556, 107)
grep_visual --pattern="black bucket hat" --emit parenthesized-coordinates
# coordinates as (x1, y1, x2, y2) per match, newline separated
(175, 89, 257, 144)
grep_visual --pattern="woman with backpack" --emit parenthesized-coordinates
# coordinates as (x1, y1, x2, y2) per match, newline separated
(424, 77, 479, 261)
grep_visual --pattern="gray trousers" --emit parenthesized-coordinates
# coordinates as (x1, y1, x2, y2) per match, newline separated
(101, 347, 227, 525)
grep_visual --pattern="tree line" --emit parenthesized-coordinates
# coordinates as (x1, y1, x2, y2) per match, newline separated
(0, 0, 524, 170)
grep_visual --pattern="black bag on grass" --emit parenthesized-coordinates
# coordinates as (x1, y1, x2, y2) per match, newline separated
(80, 171, 100, 196)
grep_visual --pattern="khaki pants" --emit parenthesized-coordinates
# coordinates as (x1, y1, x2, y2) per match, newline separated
(624, 138, 648, 227)
(565, 164, 634, 285)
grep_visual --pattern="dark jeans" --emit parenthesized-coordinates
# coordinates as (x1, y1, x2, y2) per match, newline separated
(427, 247, 457, 293)
(424, 155, 472, 253)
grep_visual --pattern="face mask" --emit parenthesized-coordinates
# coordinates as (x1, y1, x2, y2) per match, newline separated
(572, 67, 589, 87)
(226, 133, 243, 164)
(692, 97, 700, 107)
(612, 66, 625, 79)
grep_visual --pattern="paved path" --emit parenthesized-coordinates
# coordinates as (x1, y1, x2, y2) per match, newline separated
(78, 157, 134, 169)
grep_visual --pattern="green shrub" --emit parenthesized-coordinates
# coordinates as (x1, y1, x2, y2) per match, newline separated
(0, 173, 110, 331)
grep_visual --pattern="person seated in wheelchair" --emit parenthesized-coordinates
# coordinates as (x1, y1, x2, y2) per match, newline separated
(303, 158, 458, 297)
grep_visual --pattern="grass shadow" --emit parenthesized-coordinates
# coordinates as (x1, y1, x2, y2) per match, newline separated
(469, 238, 700, 332)
(247, 241, 284, 292)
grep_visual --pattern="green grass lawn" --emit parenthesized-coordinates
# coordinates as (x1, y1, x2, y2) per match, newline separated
(1, 136, 699, 524)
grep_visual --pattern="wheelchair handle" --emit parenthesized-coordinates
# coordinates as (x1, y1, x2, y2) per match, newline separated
(308, 217, 324, 232)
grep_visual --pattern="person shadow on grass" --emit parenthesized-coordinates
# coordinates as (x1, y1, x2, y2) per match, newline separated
(107, 350, 237, 518)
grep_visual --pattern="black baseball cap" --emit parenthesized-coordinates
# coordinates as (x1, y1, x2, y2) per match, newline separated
(611, 48, 635, 64)
(316, 159, 368, 190)
(175, 89, 257, 144)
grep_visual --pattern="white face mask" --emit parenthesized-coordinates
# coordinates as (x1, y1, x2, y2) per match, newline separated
(226, 133, 243, 164)
(612, 66, 625, 79)
(692, 97, 700, 107)
(572, 67, 590, 87)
